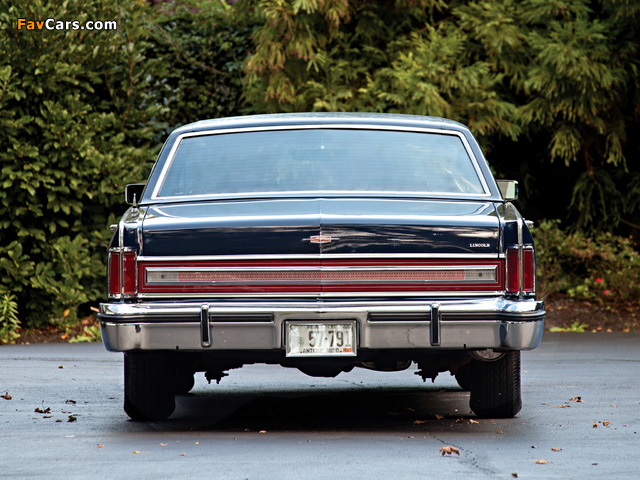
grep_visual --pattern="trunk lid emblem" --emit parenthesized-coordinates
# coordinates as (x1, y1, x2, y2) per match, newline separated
(303, 235, 338, 244)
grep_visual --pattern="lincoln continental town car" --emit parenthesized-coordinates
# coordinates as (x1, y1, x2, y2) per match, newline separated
(99, 113, 545, 421)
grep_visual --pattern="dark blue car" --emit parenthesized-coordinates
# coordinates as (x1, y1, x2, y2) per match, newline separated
(99, 113, 545, 421)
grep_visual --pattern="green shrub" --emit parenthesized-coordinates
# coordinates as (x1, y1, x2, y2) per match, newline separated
(533, 220, 640, 304)
(69, 325, 102, 343)
(0, 287, 20, 344)
(0, 0, 166, 327)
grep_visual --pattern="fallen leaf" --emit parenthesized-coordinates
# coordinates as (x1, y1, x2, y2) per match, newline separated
(592, 423, 598, 428)
(1, 392, 11, 400)
(133, 451, 140, 454)
(63, 308, 70, 318)
(439, 446, 460, 456)
(195, 442, 199, 445)
(603, 421, 611, 427)
(68, 415, 77, 422)
(531, 446, 538, 449)
(551, 448, 562, 452)
(496, 430, 503, 434)
(65, 399, 76, 404)
(611, 405, 617, 408)
(60, 334, 69, 340)
(35, 407, 51, 414)
(512, 473, 518, 478)
(413, 420, 428, 425)
(434, 414, 444, 420)
(58, 365, 65, 369)
(570, 397, 583, 403)
(535, 460, 547, 465)
(455, 418, 465, 423)
(179, 453, 186, 456)
(97, 445, 104, 448)
(469, 419, 479, 424)
(259, 430, 267, 434)
(160, 443, 168, 447)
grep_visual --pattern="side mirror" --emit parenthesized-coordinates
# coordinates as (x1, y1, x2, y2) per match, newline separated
(125, 184, 146, 206)
(496, 180, 518, 201)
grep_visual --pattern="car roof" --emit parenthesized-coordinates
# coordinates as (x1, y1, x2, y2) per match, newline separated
(172, 112, 470, 136)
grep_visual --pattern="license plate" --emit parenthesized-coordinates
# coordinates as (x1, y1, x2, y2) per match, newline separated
(286, 322, 356, 357)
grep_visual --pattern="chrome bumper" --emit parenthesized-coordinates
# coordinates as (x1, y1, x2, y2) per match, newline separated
(99, 298, 544, 353)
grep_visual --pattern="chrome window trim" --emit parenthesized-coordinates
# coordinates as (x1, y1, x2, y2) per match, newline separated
(150, 124, 491, 201)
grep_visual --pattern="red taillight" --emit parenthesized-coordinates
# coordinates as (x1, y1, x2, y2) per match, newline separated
(108, 248, 137, 297)
(123, 250, 137, 295)
(522, 248, 535, 292)
(506, 247, 535, 294)
(108, 250, 121, 296)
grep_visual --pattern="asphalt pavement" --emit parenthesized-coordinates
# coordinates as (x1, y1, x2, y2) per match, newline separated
(1, 333, 638, 479)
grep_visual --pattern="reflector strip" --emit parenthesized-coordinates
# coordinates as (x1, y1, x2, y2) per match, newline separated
(138, 259, 504, 294)
(145, 267, 497, 285)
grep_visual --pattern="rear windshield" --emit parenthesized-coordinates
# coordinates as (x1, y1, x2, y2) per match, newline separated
(155, 129, 486, 198)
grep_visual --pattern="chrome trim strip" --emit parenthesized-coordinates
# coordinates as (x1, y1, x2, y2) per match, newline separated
(137, 253, 502, 261)
(517, 215, 524, 297)
(134, 290, 507, 299)
(100, 298, 545, 315)
(430, 303, 441, 346)
(151, 124, 491, 201)
(200, 304, 211, 348)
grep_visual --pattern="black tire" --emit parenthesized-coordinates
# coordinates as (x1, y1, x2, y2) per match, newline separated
(124, 352, 176, 421)
(454, 362, 474, 391)
(469, 351, 522, 418)
(174, 371, 195, 395)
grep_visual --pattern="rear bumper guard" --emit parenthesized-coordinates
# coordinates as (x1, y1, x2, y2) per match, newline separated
(99, 298, 545, 352)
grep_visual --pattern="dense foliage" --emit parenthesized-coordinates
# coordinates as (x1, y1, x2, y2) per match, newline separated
(0, 0, 638, 332)
(0, 0, 247, 328)
(533, 220, 640, 304)
(239, 0, 640, 235)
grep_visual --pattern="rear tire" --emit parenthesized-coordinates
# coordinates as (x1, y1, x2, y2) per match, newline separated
(469, 351, 522, 418)
(454, 362, 474, 391)
(124, 352, 176, 421)
(175, 371, 195, 395)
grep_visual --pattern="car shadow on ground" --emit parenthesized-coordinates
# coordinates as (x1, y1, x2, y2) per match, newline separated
(145, 386, 483, 433)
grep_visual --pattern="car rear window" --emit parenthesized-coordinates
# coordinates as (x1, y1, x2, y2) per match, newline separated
(155, 128, 486, 198)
